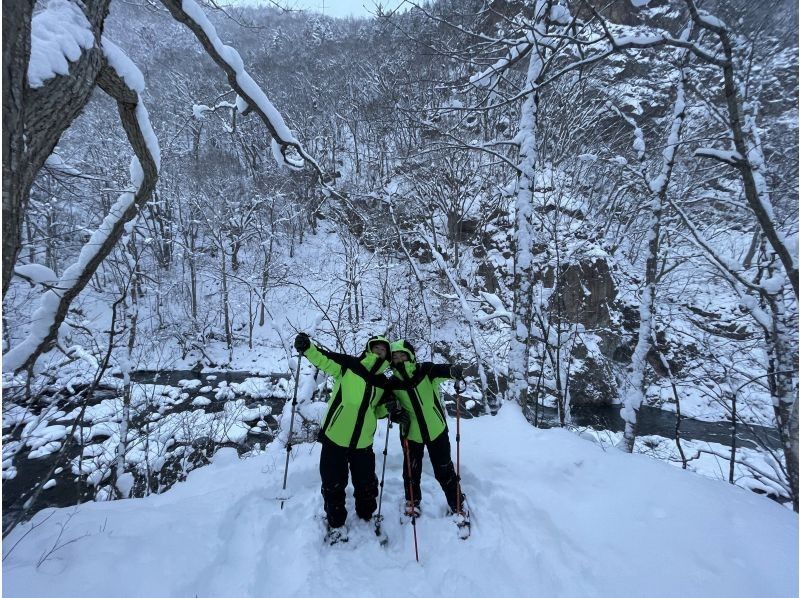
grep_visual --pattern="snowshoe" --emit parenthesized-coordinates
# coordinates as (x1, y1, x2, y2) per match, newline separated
(449, 499, 471, 539)
(453, 510, 471, 539)
(400, 500, 421, 523)
(374, 515, 389, 547)
(325, 524, 349, 545)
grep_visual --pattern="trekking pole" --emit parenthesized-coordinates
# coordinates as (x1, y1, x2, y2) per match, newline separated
(455, 377, 466, 515)
(280, 352, 303, 510)
(374, 417, 392, 538)
(402, 437, 420, 562)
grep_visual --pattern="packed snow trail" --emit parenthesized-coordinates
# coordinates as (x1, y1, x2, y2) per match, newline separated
(3, 404, 797, 598)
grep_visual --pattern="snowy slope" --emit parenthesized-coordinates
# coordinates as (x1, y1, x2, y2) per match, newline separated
(3, 404, 797, 598)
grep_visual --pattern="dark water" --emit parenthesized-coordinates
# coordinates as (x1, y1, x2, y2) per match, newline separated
(3, 371, 784, 528)
(445, 397, 780, 451)
(126, 369, 291, 386)
(535, 404, 782, 451)
(2, 371, 288, 529)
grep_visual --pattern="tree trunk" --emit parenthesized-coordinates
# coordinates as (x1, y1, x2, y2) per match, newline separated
(221, 248, 232, 355)
(2, 0, 111, 297)
(509, 49, 543, 407)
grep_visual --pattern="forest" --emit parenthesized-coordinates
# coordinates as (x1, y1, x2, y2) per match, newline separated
(2, 0, 798, 544)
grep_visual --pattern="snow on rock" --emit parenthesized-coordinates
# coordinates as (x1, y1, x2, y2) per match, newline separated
(28, 0, 95, 88)
(230, 377, 277, 400)
(215, 382, 236, 401)
(3, 405, 36, 428)
(28, 441, 63, 460)
(3, 403, 796, 598)
(177, 379, 203, 390)
(240, 405, 271, 422)
(116, 472, 134, 498)
(24, 424, 68, 452)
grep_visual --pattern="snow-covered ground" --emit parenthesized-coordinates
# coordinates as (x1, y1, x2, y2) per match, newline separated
(3, 403, 796, 598)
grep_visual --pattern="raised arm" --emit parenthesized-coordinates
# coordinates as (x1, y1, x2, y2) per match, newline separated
(295, 334, 348, 378)
(425, 362, 464, 386)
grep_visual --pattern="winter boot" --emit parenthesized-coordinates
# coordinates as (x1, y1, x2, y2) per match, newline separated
(325, 524, 349, 545)
(448, 496, 471, 539)
(403, 500, 421, 518)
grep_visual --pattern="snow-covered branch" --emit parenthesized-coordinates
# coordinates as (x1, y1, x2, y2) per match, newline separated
(621, 67, 688, 452)
(417, 230, 491, 409)
(3, 40, 160, 373)
(159, 0, 310, 170)
(693, 147, 743, 165)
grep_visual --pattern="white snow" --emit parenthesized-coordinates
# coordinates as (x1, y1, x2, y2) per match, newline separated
(178, 379, 203, 390)
(3, 404, 796, 597)
(101, 37, 161, 175)
(28, 0, 95, 88)
(14, 264, 58, 286)
(695, 147, 742, 164)
(101, 37, 144, 92)
(696, 10, 727, 30)
(44, 153, 82, 175)
(192, 103, 211, 119)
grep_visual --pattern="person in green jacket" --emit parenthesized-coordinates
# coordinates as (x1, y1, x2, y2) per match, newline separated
(390, 339, 466, 518)
(294, 332, 408, 543)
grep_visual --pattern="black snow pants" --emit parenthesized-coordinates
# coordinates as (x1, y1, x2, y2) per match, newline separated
(319, 437, 378, 528)
(401, 431, 464, 512)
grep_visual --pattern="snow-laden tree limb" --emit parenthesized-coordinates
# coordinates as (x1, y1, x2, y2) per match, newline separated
(694, 148, 743, 165)
(668, 183, 798, 509)
(3, 41, 159, 373)
(159, 0, 310, 170)
(678, 0, 799, 298)
(3, 0, 110, 297)
(478, 292, 512, 325)
(417, 230, 492, 412)
(621, 66, 687, 453)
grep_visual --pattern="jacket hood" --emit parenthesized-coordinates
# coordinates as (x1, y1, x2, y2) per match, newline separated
(390, 340, 416, 364)
(359, 335, 391, 373)
(365, 335, 391, 356)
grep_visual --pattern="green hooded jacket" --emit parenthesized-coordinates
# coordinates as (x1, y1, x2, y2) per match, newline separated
(390, 340, 454, 444)
(303, 336, 392, 449)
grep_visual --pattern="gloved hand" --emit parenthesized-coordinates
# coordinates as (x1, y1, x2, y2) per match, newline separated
(388, 401, 410, 429)
(294, 333, 311, 353)
(450, 364, 464, 380)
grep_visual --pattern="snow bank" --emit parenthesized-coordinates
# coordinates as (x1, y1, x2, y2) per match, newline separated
(3, 404, 796, 598)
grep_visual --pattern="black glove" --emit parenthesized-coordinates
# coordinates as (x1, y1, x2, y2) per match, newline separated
(388, 401, 410, 428)
(450, 364, 464, 380)
(294, 333, 311, 353)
